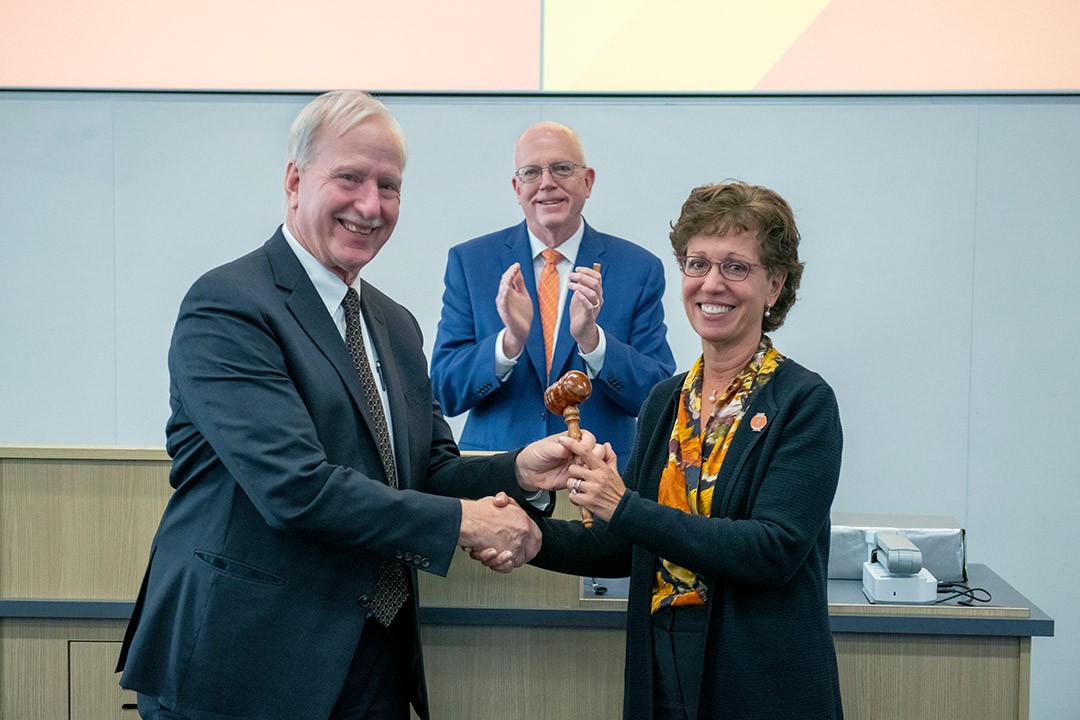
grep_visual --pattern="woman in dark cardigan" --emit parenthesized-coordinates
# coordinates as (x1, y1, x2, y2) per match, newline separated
(532, 181, 844, 719)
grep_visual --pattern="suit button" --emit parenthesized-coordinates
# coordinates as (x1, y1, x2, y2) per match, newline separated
(395, 550, 404, 559)
(412, 557, 423, 566)
(421, 558, 431, 568)
(358, 595, 370, 607)
(404, 552, 413, 561)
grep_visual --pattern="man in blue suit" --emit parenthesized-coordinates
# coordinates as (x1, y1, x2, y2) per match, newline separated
(432, 122, 675, 467)
(116, 92, 582, 720)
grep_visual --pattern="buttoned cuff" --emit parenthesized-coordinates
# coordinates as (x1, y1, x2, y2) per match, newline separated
(578, 326, 606, 378)
(494, 328, 520, 381)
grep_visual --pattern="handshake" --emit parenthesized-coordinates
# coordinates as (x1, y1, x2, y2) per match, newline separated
(457, 491, 542, 574)
(456, 429, 623, 574)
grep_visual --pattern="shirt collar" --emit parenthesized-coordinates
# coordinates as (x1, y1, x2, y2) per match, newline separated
(527, 218, 585, 263)
(280, 223, 362, 313)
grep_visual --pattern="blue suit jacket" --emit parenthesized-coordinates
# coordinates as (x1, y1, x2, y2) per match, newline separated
(431, 220, 675, 464)
(117, 230, 529, 720)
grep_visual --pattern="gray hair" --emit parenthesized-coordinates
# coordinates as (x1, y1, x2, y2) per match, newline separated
(287, 90, 407, 170)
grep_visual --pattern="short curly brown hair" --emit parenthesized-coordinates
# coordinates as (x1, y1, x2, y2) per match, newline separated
(669, 181, 804, 332)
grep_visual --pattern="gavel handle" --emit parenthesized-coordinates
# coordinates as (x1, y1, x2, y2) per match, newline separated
(564, 408, 594, 529)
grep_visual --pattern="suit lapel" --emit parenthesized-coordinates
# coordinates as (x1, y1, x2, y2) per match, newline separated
(712, 383, 778, 517)
(550, 221, 607, 378)
(265, 231, 378, 448)
(640, 379, 681, 501)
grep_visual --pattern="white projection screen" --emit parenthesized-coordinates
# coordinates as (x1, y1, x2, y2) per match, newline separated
(2, 0, 1078, 93)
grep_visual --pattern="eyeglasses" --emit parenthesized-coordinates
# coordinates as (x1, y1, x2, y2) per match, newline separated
(676, 255, 764, 282)
(514, 161, 586, 183)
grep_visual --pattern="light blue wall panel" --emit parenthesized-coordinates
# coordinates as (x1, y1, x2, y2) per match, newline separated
(0, 98, 117, 443)
(1, 91, 1078, 715)
(111, 96, 303, 443)
(968, 100, 1080, 720)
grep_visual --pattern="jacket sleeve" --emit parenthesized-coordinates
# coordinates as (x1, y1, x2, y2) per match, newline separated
(430, 246, 505, 417)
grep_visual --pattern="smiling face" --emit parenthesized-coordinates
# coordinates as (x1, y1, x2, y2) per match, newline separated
(682, 230, 786, 358)
(284, 116, 404, 284)
(512, 123, 594, 248)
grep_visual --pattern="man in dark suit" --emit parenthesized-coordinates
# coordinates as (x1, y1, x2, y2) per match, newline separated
(431, 122, 675, 468)
(116, 91, 580, 720)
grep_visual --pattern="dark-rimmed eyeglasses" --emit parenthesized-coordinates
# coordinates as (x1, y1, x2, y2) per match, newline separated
(514, 161, 586, 183)
(676, 255, 763, 282)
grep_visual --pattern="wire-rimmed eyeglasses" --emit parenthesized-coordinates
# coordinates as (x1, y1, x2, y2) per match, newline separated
(514, 161, 586, 183)
(676, 255, 764, 282)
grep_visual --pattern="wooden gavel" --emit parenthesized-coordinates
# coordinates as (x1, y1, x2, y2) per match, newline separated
(544, 370, 594, 528)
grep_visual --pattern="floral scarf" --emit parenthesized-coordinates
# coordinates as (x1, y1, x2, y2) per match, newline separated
(651, 336, 784, 613)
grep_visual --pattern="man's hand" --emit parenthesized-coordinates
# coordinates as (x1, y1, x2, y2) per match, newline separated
(567, 265, 603, 353)
(496, 263, 533, 358)
(462, 493, 543, 573)
(515, 430, 599, 493)
(458, 493, 541, 572)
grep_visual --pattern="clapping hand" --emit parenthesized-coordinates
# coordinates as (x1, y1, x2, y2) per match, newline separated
(496, 263, 533, 359)
(567, 264, 603, 353)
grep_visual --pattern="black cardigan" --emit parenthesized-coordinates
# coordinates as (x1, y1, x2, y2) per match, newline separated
(532, 359, 844, 719)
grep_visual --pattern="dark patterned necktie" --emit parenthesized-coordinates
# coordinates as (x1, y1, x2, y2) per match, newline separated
(342, 287, 408, 627)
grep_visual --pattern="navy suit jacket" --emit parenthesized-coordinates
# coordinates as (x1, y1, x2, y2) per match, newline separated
(117, 229, 529, 720)
(431, 220, 675, 464)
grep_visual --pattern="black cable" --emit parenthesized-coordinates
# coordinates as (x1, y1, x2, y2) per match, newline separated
(936, 581, 992, 605)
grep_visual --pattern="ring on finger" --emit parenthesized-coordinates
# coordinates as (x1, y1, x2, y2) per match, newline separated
(591, 299, 600, 309)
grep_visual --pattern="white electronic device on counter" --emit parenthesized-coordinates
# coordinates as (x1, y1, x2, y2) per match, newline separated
(862, 530, 937, 604)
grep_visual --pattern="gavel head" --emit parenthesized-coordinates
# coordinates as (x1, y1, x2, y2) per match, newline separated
(544, 370, 593, 414)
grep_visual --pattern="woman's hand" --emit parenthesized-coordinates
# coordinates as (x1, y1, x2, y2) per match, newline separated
(560, 437, 625, 522)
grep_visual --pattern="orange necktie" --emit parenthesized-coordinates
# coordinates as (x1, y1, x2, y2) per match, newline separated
(539, 249, 563, 375)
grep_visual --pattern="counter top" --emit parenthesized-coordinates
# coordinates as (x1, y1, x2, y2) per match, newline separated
(1, 564, 1053, 638)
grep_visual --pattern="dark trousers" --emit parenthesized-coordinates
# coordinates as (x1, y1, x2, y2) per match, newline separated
(651, 605, 708, 720)
(329, 607, 413, 720)
(137, 607, 413, 720)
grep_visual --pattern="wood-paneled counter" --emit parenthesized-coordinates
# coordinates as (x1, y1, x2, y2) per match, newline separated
(0, 448, 1053, 719)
